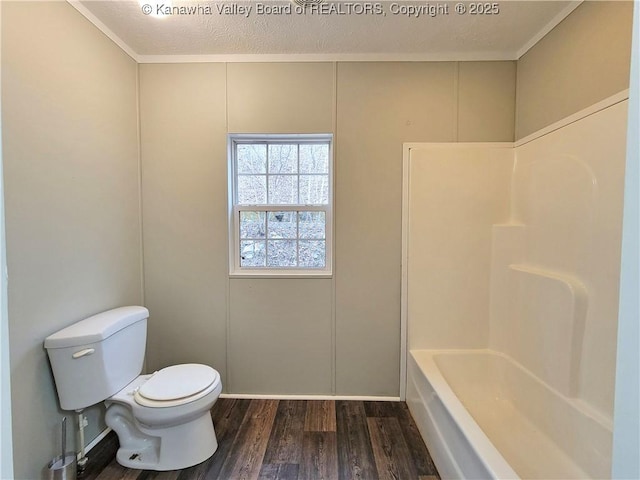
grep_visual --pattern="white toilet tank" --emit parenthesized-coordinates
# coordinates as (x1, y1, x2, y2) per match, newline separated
(44, 306, 149, 411)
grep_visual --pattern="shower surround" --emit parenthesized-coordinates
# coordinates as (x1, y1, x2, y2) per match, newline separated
(403, 96, 628, 479)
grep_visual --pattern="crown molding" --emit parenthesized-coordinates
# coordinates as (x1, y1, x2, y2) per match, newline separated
(68, 0, 582, 64)
(68, 0, 140, 61)
(136, 52, 517, 63)
(516, 0, 583, 59)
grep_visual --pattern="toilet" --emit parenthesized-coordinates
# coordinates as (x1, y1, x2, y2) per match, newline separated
(44, 306, 222, 471)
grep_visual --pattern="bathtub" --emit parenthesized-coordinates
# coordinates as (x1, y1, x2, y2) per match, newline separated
(406, 350, 612, 479)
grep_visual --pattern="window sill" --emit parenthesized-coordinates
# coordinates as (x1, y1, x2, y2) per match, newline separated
(229, 271, 333, 279)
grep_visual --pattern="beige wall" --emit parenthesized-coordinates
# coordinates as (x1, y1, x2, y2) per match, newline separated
(139, 63, 228, 378)
(227, 62, 335, 134)
(1, 2, 141, 478)
(140, 61, 516, 397)
(516, 1, 633, 139)
(335, 62, 514, 395)
(226, 63, 335, 393)
(0, 0, 633, 474)
(228, 278, 333, 394)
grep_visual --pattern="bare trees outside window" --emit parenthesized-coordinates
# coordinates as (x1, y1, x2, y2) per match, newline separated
(230, 135, 332, 274)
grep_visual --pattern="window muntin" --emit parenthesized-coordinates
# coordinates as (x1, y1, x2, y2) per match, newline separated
(229, 135, 332, 275)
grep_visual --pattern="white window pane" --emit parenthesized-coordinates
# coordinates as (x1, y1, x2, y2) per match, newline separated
(299, 212, 325, 239)
(267, 240, 297, 267)
(300, 144, 329, 173)
(238, 175, 266, 204)
(240, 211, 265, 239)
(231, 136, 332, 274)
(268, 144, 298, 174)
(240, 240, 265, 267)
(268, 211, 296, 239)
(268, 175, 298, 204)
(299, 175, 329, 204)
(299, 240, 325, 268)
(237, 144, 266, 174)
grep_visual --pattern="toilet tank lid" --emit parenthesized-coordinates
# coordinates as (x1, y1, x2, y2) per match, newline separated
(44, 306, 149, 349)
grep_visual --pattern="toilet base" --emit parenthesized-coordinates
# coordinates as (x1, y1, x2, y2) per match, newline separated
(107, 404, 218, 470)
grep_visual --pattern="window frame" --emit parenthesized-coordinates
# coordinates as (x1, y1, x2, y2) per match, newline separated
(228, 133, 333, 277)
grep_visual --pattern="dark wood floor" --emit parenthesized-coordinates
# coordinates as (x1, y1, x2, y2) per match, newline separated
(80, 399, 439, 480)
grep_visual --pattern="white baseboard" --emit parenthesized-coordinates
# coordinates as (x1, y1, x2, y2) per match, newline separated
(219, 393, 401, 402)
(79, 427, 112, 460)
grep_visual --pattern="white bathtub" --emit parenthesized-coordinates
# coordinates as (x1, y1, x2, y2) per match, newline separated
(406, 350, 612, 479)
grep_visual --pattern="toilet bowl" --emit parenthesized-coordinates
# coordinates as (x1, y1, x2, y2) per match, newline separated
(106, 364, 222, 470)
(44, 306, 223, 471)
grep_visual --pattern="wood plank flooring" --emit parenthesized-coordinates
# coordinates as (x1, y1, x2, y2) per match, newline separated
(81, 399, 439, 480)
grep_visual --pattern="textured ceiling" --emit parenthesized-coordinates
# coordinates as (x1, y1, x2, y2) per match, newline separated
(75, 0, 578, 60)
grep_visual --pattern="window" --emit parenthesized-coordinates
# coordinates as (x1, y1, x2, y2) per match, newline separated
(228, 134, 333, 276)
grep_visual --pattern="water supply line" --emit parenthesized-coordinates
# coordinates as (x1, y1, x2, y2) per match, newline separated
(76, 409, 88, 472)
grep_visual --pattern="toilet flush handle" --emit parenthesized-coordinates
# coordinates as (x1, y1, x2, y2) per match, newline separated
(72, 348, 95, 359)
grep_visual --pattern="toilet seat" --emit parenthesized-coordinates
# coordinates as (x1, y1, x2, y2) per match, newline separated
(134, 364, 219, 408)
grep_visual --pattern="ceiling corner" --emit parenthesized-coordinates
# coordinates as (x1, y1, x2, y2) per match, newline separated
(67, 0, 141, 62)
